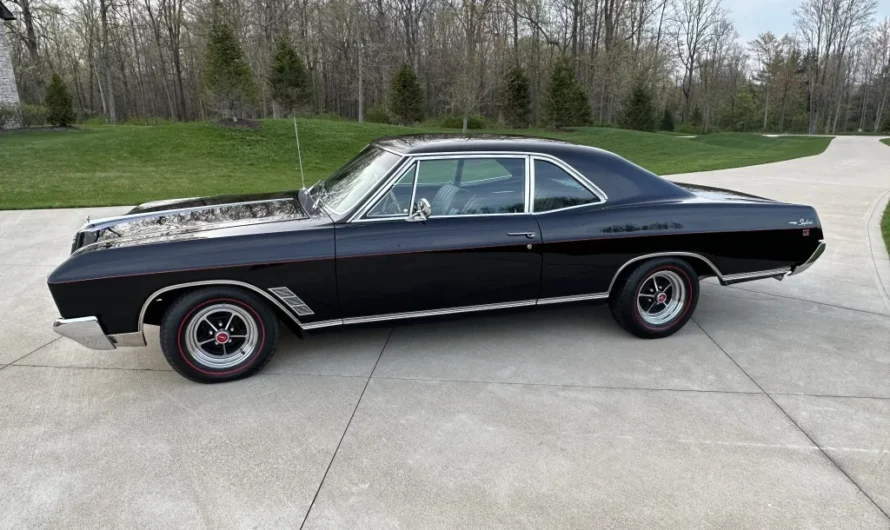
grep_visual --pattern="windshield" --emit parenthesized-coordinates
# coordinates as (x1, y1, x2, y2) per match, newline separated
(312, 147, 402, 214)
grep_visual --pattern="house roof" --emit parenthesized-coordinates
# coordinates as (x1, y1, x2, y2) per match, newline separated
(0, 1, 15, 21)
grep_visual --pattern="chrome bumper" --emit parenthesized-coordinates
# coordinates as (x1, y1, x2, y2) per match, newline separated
(790, 241, 826, 276)
(52, 317, 146, 350)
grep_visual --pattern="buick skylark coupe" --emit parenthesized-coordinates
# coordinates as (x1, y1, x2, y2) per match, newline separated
(48, 135, 826, 383)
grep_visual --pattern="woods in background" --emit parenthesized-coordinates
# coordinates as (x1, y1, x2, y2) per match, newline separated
(2, 0, 889, 133)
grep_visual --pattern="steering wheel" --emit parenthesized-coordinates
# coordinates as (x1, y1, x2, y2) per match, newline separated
(379, 190, 403, 216)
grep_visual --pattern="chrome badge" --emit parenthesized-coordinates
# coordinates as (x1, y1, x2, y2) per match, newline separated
(788, 219, 814, 226)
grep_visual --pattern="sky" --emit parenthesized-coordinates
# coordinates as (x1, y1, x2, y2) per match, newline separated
(726, 0, 890, 44)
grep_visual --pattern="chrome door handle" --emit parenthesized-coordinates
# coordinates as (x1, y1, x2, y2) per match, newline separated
(507, 232, 536, 239)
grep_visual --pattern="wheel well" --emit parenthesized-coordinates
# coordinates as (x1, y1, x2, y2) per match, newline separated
(608, 255, 717, 299)
(140, 284, 296, 333)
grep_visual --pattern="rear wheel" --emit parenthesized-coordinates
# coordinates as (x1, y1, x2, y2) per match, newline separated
(160, 287, 280, 383)
(609, 258, 699, 339)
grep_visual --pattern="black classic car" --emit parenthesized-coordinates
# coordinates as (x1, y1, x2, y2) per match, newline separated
(48, 135, 826, 382)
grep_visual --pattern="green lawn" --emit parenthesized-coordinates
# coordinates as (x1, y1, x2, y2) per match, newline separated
(0, 120, 833, 209)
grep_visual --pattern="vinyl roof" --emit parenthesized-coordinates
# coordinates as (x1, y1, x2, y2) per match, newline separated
(371, 133, 608, 157)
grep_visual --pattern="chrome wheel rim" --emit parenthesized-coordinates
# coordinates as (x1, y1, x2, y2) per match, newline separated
(184, 304, 259, 369)
(636, 270, 686, 326)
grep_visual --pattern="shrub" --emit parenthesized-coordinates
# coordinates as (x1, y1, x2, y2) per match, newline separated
(543, 56, 590, 128)
(0, 103, 22, 129)
(202, 15, 258, 121)
(364, 104, 389, 123)
(268, 38, 312, 116)
(618, 80, 656, 132)
(500, 64, 530, 128)
(46, 73, 75, 126)
(388, 63, 424, 125)
(660, 108, 674, 132)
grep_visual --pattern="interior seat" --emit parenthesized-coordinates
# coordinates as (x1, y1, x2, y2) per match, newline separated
(430, 184, 471, 215)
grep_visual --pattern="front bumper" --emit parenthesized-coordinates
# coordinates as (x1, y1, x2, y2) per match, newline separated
(52, 317, 147, 350)
(790, 240, 827, 276)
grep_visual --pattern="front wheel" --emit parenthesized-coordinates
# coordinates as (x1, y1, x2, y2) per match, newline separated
(609, 258, 699, 339)
(160, 287, 280, 383)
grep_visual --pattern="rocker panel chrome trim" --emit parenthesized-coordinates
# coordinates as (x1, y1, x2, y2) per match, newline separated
(342, 299, 538, 325)
(721, 267, 791, 284)
(536, 293, 609, 305)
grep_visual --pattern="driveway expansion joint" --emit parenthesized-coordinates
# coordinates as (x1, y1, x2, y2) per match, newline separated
(693, 317, 890, 522)
(297, 326, 395, 530)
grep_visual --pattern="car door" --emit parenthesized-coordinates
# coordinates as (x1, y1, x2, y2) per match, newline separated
(335, 154, 543, 320)
(530, 156, 611, 300)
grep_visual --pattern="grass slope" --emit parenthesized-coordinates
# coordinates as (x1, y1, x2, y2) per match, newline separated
(0, 120, 833, 209)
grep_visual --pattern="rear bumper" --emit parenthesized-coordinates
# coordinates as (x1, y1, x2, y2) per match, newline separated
(53, 317, 146, 350)
(790, 240, 826, 276)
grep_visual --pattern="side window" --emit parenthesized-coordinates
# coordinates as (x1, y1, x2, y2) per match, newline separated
(414, 157, 526, 216)
(366, 164, 416, 218)
(533, 159, 601, 212)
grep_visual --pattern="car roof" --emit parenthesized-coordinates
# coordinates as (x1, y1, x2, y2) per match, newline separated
(371, 133, 609, 157)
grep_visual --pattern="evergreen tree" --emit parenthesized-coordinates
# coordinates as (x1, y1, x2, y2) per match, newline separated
(660, 108, 674, 131)
(46, 73, 75, 127)
(500, 64, 530, 128)
(388, 63, 424, 125)
(618, 80, 656, 132)
(690, 106, 704, 127)
(268, 38, 312, 116)
(543, 57, 590, 128)
(201, 15, 258, 121)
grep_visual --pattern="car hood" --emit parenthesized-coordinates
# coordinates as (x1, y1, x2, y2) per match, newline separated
(71, 191, 311, 254)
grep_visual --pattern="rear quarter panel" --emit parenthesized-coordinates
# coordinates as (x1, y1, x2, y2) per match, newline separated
(535, 200, 823, 298)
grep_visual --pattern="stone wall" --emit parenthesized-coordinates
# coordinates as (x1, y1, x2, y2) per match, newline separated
(0, 23, 22, 128)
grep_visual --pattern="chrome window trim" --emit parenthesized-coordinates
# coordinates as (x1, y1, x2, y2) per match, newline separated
(347, 155, 415, 222)
(357, 160, 418, 221)
(350, 152, 536, 223)
(530, 155, 608, 213)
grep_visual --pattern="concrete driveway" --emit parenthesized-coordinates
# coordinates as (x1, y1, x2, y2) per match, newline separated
(1, 136, 889, 529)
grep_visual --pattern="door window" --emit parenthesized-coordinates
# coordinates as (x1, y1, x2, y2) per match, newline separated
(533, 159, 601, 212)
(415, 157, 526, 216)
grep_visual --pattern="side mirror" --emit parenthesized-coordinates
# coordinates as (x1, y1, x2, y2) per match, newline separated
(407, 198, 431, 222)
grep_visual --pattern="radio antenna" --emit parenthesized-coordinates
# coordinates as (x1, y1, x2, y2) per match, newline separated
(293, 117, 306, 190)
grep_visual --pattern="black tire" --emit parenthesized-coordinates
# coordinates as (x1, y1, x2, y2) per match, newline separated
(609, 258, 699, 339)
(159, 287, 280, 383)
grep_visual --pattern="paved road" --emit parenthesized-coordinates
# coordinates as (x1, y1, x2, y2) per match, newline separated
(1, 137, 888, 529)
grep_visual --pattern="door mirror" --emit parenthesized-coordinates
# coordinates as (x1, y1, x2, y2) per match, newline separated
(407, 198, 431, 222)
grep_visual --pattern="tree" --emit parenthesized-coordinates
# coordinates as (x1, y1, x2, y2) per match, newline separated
(750, 32, 780, 131)
(268, 38, 312, 117)
(660, 108, 675, 131)
(46, 73, 75, 126)
(388, 63, 424, 124)
(543, 56, 590, 128)
(201, 14, 258, 121)
(500, 64, 530, 128)
(618, 80, 657, 131)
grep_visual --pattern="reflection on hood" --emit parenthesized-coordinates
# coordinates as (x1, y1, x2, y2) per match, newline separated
(72, 195, 307, 254)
